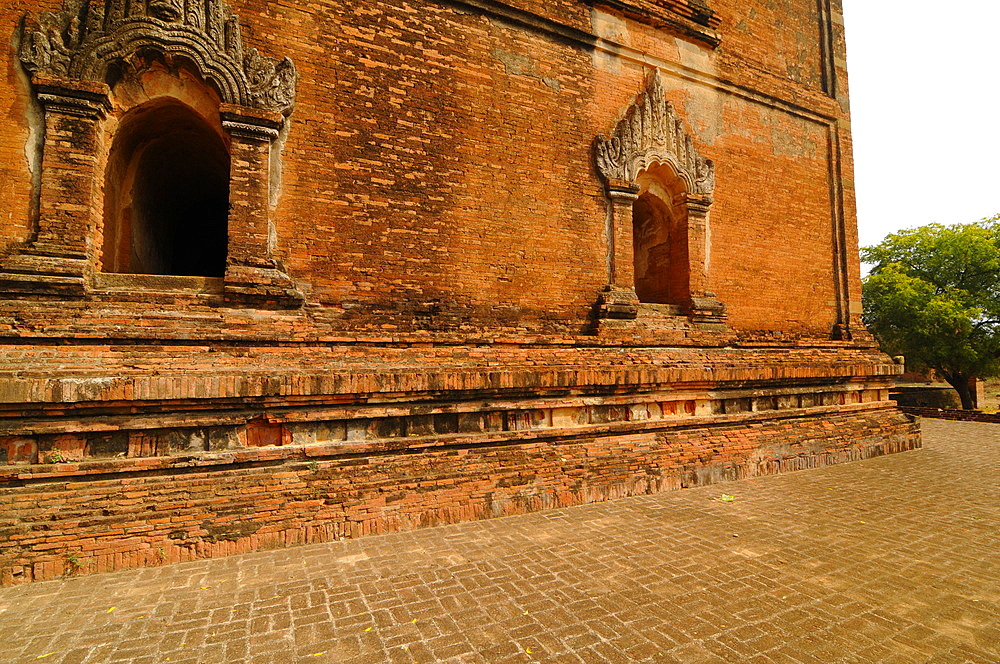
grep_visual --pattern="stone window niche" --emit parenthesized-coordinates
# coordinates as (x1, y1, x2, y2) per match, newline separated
(595, 73, 725, 324)
(632, 164, 690, 307)
(102, 99, 230, 278)
(1, 0, 303, 307)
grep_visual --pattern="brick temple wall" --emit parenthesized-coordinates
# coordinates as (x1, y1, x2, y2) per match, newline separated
(0, 0, 860, 338)
(0, 0, 914, 584)
(0, 341, 915, 584)
(1, 405, 918, 585)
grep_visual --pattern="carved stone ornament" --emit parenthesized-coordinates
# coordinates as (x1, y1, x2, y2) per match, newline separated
(596, 74, 715, 198)
(18, 0, 296, 115)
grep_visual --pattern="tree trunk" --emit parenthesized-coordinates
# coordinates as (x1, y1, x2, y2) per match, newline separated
(941, 370, 976, 410)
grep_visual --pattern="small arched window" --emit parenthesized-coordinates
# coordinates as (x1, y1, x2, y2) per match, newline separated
(632, 164, 690, 306)
(101, 100, 230, 278)
(594, 74, 725, 324)
(8, 0, 301, 306)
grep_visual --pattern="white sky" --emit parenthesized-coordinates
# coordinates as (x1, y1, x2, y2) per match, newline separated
(841, 0, 1000, 249)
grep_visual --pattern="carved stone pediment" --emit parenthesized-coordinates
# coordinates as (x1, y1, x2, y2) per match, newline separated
(596, 74, 715, 198)
(18, 0, 296, 114)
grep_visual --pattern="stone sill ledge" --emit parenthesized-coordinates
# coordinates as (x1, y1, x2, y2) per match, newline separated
(0, 326, 878, 348)
(92, 273, 224, 294)
(0, 362, 901, 407)
(0, 402, 902, 482)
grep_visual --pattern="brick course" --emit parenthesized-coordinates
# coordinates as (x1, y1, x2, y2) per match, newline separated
(898, 407, 1000, 424)
(1, 405, 917, 585)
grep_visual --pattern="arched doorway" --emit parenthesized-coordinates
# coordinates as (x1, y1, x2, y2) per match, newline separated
(101, 100, 230, 277)
(595, 73, 724, 323)
(632, 163, 690, 306)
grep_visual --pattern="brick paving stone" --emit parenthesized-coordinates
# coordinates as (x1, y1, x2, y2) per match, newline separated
(0, 419, 997, 664)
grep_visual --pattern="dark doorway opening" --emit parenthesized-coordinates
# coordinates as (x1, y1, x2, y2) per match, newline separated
(102, 100, 230, 277)
(632, 189, 688, 305)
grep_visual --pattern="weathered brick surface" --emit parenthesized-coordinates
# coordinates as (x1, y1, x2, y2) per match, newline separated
(900, 407, 1000, 424)
(0, 419, 991, 664)
(0, 406, 918, 585)
(0, 0, 860, 336)
(0, 0, 911, 584)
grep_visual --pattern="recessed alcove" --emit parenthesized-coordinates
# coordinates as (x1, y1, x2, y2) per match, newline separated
(632, 163, 690, 306)
(101, 100, 230, 278)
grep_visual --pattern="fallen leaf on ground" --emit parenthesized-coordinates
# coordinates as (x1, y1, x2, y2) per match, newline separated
(364, 627, 372, 632)
(106, 607, 116, 613)
(35, 654, 56, 660)
(719, 494, 735, 502)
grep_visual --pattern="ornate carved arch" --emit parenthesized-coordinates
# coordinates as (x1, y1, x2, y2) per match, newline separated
(18, 0, 295, 114)
(596, 74, 714, 198)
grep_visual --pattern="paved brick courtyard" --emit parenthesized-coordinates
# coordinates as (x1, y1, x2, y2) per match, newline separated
(0, 418, 996, 664)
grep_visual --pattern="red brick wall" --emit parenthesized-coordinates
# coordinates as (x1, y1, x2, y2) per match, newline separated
(0, 0, 859, 338)
(0, 0, 902, 586)
(714, 0, 826, 89)
(0, 405, 918, 585)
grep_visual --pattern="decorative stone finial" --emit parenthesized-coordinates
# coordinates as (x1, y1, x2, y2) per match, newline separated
(18, 0, 296, 115)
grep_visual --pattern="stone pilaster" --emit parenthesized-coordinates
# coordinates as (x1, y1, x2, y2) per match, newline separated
(597, 180, 640, 320)
(220, 104, 303, 308)
(0, 76, 110, 297)
(684, 193, 725, 323)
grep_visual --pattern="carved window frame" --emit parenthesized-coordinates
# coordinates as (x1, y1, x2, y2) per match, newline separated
(594, 73, 725, 323)
(2, 0, 302, 307)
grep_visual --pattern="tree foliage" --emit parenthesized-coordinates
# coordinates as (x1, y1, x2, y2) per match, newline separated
(861, 216, 1000, 409)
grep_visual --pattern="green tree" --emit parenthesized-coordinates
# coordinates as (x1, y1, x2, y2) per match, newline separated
(862, 216, 1000, 409)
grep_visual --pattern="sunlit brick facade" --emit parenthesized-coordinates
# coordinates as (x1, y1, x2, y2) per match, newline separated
(0, 0, 917, 584)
